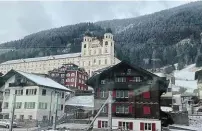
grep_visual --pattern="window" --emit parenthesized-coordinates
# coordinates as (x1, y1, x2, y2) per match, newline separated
(66, 73, 70, 77)
(98, 121, 108, 128)
(71, 78, 74, 82)
(105, 48, 108, 53)
(143, 91, 150, 99)
(100, 90, 108, 98)
(66, 78, 70, 82)
(84, 44, 86, 48)
(115, 77, 126, 82)
(71, 73, 75, 76)
(102, 121, 108, 128)
(143, 106, 151, 115)
(42, 89, 46, 96)
(24, 102, 35, 109)
(38, 102, 47, 109)
(99, 60, 101, 65)
(43, 116, 48, 121)
(26, 89, 37, 95)
(101, 80, 106, 84)
(134, 77, 141, 82)
(116, 105, 129, 114)
(127, 69, 131, 74)
(15, 89, 23, 95)
(79, 79, 81, 83)
(118, 122, 133, 130)
(3, 102, 8, 109)
(61, 105, 64, 111)
(61, 79, 64, 84)
(28, 115, 32, 120)
(16, 102, 22, 109)
(141, 123, 152, 131)
(105, 59, 107, 64)
(4, 89, 10, 95)
(79, 74, 81, 78)
(99, 49, 101, 54)
(61, 74, 65, 78)
(105, 41, 108, 45)
(116, 90, 128, 98)
(20, 115, 24, 121)
(94, 59, 96, 64)
(62, 92, 64, 98)
(101, 106, 107, 113)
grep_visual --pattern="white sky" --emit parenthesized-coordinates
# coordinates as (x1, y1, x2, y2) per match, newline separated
(0, 1, 196, 43)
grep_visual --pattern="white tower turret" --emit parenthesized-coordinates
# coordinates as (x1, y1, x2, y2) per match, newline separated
(81, 32, 92, 56)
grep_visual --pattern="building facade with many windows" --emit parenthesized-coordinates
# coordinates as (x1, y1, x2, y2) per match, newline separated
(48, 63, 89, 90)
(0, 32, 120, 77)
(86, 61, 169, 131)
(0, 70, 72, 121)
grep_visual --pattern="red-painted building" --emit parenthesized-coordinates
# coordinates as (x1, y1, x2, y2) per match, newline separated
(86, 61, 169, 130)
(48, 63, 88, 90)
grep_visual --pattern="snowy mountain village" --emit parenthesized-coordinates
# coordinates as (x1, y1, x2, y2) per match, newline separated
(1, 31, 202, 131)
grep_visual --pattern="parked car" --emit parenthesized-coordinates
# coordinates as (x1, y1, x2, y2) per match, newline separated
(0, 119, 18, 128)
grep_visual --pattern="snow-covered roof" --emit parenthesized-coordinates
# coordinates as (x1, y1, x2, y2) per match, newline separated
(66, 95, 94, 107)
(0, 53, 81, 65)
(154, 73, 166, 77)
(161, 106, 173, 112)
(16, 70, 72, 92)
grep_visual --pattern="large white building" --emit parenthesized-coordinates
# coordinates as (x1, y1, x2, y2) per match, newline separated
(0, 70, 72, 121)
(0, 32, 120, 76)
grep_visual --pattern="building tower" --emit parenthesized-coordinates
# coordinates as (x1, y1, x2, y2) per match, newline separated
(81, 31, 92, 56)
(102, 28, 115, 64)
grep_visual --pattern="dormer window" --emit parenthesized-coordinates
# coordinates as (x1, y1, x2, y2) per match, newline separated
(127, 69, 131, 74)
(101, 80, 106, 84)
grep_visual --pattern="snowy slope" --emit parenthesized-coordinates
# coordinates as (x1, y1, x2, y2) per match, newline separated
(173, 64, 200, 93)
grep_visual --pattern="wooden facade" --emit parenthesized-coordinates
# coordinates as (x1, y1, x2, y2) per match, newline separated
(87, 61, 169, 121)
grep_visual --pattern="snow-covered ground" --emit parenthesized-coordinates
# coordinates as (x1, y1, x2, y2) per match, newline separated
(173, 64, 200, 93)
(66, 95, 94, 107)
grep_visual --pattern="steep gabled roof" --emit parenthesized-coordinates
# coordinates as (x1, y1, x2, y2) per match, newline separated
(3, 70, 73, 92)
(86, 61, 158, 86)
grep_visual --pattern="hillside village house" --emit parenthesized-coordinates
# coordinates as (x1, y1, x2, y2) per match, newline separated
(48, 63, 89, 91)
(86, 61, 169, 131)
(0, 70, 72, 121)
(195, 69, 202, 100)
(0, 31, 120, 77)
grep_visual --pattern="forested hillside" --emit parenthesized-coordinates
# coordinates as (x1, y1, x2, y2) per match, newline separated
(0, 1, 202, 69)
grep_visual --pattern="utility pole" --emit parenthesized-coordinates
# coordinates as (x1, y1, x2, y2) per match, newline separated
(9, 94, 16, 131)
(108, 91, 112, 131)
(52, 93, 59, 130)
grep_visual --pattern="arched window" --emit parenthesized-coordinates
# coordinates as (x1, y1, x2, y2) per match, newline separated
(84, 44, 86, 48)
(71, 73, 75, 76)
(105, 41, 108, 46)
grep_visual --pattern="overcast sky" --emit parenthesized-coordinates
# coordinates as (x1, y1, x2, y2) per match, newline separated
(0, 1, 195, 44)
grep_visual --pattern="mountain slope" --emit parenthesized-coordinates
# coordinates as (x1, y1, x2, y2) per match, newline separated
(0, 1, 202, 69)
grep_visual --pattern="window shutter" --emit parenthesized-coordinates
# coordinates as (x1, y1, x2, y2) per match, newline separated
(98, 120, 101, 128)
(97, 88, 100, 98)
(129, 122, 133, 130)
(112, 90, 116, 98)
(152, 123, 156, 131)
(140, 122, 144, 130)
(112, 104, 116, 113)
(143, 106, 151, 115)
(118, 121, 122, 128)
(143, 91, 150, 99)
(129, 105, 133, 113)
